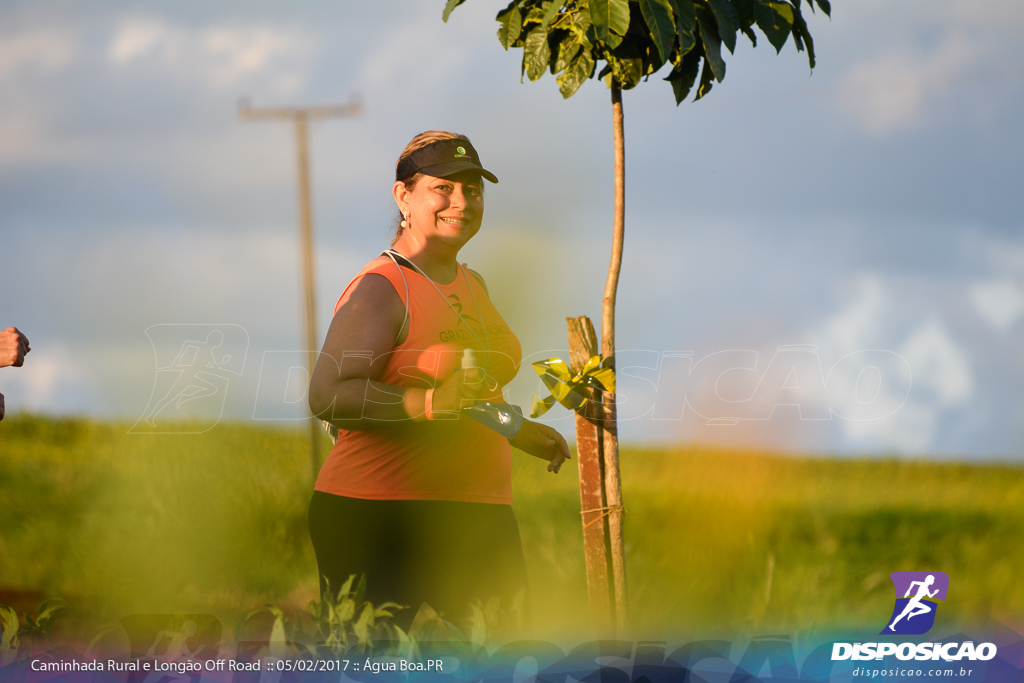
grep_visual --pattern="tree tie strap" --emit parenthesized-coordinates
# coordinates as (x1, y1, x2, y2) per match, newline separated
(529, 355, 616, 418)
(581, 505, 626, 530)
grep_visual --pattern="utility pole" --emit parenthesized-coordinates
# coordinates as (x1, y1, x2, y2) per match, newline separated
(239, 98, 361, 479)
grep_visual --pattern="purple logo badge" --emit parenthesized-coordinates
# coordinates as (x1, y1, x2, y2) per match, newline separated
(881, 571, 949, 635)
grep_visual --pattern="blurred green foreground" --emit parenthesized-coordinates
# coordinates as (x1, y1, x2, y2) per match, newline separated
(1, 415, 1021, 642)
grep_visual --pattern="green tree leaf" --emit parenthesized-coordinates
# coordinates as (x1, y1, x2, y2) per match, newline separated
(353, 573, 367, 606)
(442, 0, 467, 22)
(524, 4, 547, 25)
(591, 0, 631, 43)
(695, 51, 716, 98)
(1, 605, 20, 666)
(449, 0, 823, 106)
(754, 0, 794, 53)
(667, 0, 696, 34)
(639, 0, 676, 61)
(610, 41, 644, 88)
(337, 574, 356, 600)
(563, 7, 595, 46)
(557, 49, 595, 97)
(666, 0, 698, 57)
(642, 34, 668, 74)
(695, 5, 726, 82)
(540, 0, 562, 30)
(554, 35, 583, 73)
(731, 0, 757, 28)
(665, 48, 701, 104)
(497, 4, 525, 50)
(669, 0, 698, 56)
(35, 599, 67, 630)
(791, 8, 816, 68)
(269, 613, 287, 656)
(373, 602, 405, 619)
(677, 28, 697, 56)
(706, 0, 739, 53)
(336, 597, 355, 622)
(352, 603, 375, 646)
(524, 26, 552, 81)
(597, 27, 624, 48)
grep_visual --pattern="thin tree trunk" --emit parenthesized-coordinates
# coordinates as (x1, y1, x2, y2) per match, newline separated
(603, 82, 628, 633)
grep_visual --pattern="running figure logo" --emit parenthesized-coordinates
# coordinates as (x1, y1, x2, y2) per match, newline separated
(119, 613, 222, 683)
(881, 571, 949, 635)
(132, 324, 248, 433)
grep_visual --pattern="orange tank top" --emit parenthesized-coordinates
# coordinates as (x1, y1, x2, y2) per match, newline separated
(314, 254, 523, 504)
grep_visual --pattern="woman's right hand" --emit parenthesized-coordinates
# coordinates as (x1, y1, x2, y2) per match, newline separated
(509, 420, 571, 473)
(430, 366, 486, 415)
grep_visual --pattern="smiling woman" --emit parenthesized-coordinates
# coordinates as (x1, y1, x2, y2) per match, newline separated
(389, 130, 494, 250)
(306, 130, 571, 628)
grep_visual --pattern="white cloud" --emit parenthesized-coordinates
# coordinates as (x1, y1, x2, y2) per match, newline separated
(108, 19, 165, 64)
(970, 279, 1024, 331)
(839, 34, 977, 135)
(2, 227, 366, 417)
(841, 400, 936, 454)
(819, 274, 886, 352)
(0, 28, 93, 167)
(968, 235, 1024, 331)
(353, 5, 488, 103)
(0, 108, 93, 167)
(935, 0, 1024, 35)
(900, 318, 973, 405)
(823, 316, 973, 454)
(107, 18, 316, 94)
(807, 276, 976, 453)
(0, 342, 91, 414)
(202, 27, 304, 86)
(0, 29, 75, 78)
(83, 229, 310, 315)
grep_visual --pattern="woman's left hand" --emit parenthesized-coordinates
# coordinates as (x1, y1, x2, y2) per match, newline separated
(509, 420, 571, 474)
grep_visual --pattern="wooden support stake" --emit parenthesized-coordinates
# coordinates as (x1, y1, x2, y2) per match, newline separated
(567, 315, 613, 632)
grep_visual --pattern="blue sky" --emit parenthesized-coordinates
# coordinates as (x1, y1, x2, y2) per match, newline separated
(1, 0, 1022, 458)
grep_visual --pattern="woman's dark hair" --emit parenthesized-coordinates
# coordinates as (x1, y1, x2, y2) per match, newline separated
(391, 130, 472, 245)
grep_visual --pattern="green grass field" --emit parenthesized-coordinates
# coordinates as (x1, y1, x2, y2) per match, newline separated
(1, 414, 1021, 644)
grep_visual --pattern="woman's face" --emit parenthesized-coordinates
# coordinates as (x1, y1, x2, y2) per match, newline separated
(395, 170, 484, 251)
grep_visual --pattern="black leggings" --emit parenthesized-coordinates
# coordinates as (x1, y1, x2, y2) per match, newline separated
(307, 492, 528, 625)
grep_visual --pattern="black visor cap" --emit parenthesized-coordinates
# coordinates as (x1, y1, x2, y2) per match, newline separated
(396, 138, 498, 184)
